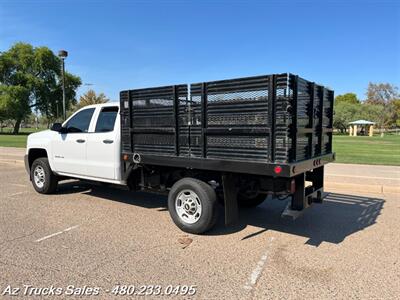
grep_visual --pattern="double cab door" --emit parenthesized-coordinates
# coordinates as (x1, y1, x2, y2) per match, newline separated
(52, 105, 119, 180)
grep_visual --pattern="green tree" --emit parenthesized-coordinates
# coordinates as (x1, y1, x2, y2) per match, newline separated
(359, 103, 385, 128)
(392, 99, 400, 127)
(365, 83, 399, 127)
(0, 42, 81, 133)
(385, 99, 400, 128)
(0, 85, 30, 133)
(335, 93, 359, 105)
(365, 83, 399, 105)
(333, 93, 361, 133)
(76, 89, 109, 109)
(333, 102, 361, 133)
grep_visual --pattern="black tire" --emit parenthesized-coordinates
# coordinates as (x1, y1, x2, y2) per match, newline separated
(237, 193, 266, 208)
(168, 178, 219, 234)
(31, 157, 58, 194)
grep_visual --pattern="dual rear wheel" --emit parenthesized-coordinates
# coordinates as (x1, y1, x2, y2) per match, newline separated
(168, 178, 218, 234)
(168, 178, 266, 234)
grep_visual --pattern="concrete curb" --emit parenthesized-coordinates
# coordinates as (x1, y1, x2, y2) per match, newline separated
(325, 182, 400, 194)
(0, 158, 24, 165)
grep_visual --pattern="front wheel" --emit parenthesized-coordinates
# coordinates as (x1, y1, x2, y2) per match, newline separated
(168, 178, 219, 234)
(31, 157, 58, 194)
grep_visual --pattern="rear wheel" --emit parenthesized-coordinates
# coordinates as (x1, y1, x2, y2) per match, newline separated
(31, 157, 58, 194)
(168, 178, 218, 234)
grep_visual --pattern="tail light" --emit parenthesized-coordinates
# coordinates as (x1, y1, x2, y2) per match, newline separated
(274, 165, 282, 174)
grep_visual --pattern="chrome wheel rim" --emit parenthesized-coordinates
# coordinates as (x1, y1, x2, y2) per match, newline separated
(175, 189, 202, 224)
(33, 165, 45, 188)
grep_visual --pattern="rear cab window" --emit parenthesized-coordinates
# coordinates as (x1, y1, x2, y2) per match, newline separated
(95, 106, 119, 133)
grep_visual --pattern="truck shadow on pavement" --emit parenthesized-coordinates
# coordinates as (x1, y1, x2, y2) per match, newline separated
(57, 181, 384, 247)
(214, 192, 385, 246)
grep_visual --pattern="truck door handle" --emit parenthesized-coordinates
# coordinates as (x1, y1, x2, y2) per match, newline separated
(76, 139, 86, 143)
(103, 139, 114, 144)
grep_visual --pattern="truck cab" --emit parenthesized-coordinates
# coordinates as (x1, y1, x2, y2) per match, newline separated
(25, 103, 123, 192)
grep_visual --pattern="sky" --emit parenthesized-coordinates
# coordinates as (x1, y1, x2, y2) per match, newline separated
(0, 0, 399, 101)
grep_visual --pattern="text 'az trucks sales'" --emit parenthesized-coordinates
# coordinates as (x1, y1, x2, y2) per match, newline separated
(25, 73, 335, 234)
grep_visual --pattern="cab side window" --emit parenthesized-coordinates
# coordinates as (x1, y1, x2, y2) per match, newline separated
(95, 106, 119, 133)
(65, 108, 95, 133)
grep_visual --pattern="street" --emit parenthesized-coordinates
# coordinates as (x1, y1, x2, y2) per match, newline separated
(0, 160, 399, 299)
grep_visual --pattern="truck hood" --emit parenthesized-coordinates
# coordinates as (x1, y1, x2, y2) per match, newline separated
(27, 129, 57, 148)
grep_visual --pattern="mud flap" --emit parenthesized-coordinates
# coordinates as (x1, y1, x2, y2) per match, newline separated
(222, 173, 239, 226)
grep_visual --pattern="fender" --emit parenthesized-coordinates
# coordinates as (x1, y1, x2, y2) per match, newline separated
(26, 130, 57, 172)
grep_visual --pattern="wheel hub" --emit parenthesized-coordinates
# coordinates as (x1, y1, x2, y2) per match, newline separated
(175, 189, 202, 224)
(33, 165, 45, 188)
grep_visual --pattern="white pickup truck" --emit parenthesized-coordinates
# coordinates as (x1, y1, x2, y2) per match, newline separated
(25, 74, 334, 234)
(25, 103, 124, 192)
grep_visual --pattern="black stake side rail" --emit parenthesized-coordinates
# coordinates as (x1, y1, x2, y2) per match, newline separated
(119, 73, 334, 178)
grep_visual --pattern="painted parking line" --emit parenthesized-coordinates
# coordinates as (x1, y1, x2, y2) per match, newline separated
(243, 236, 275, 291)
(9, 183, 28, 188)
(6, 191, 28, 197)
(35, 225, 79, 243)
(0, 159, 24, 164)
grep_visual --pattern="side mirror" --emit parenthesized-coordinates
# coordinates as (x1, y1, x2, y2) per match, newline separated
(50, 122, 63, 132)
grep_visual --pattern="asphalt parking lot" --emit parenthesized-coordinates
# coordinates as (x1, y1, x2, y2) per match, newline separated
(1, 161, 399, 299)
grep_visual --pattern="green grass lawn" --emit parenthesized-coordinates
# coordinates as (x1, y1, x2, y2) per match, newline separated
(1, 128, 399, 166)
(0, 127, 46, 148)
(333, 134, 400, 166)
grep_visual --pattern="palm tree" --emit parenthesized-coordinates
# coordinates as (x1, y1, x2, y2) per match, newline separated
(76, 89, 109, 109)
